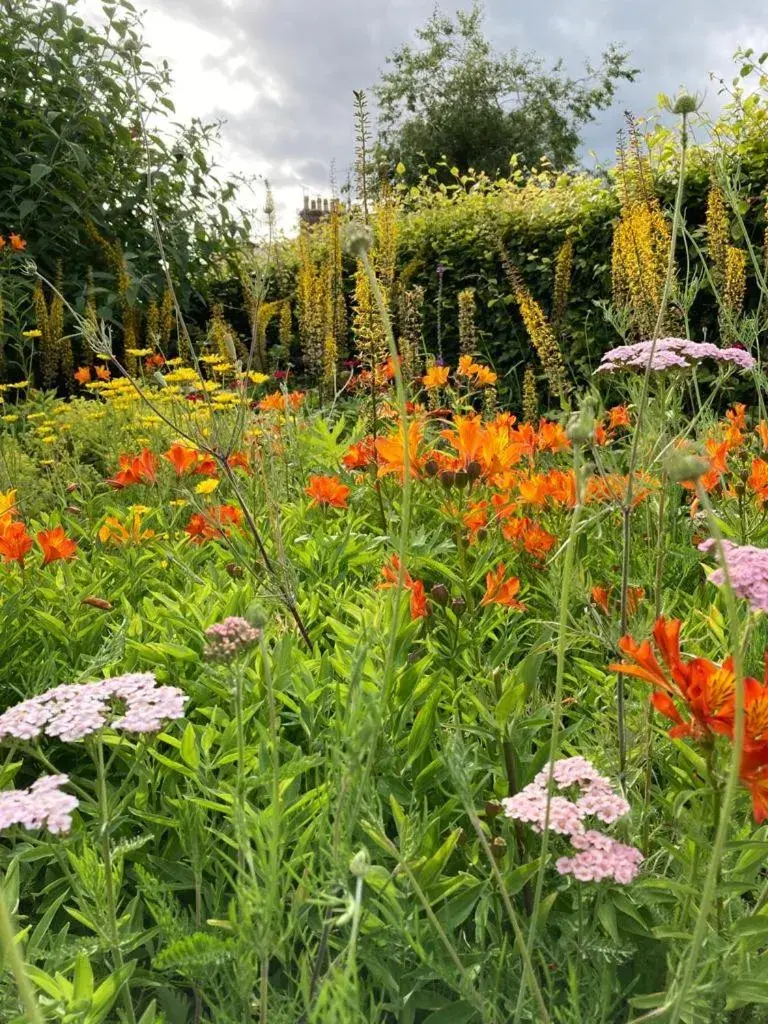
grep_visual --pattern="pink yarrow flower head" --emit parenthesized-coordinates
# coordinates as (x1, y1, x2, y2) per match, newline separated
(698, 539, 768, 615)
(556, 831, 644, 884)
(501, 756, 642, 884)
(204, 616, 261, 663)
(0, 673, 186, 743)
(596, 337, 756, 374)
(0, 775, 78, 835)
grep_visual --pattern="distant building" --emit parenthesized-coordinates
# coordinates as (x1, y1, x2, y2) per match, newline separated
(298, 196, 343, 226)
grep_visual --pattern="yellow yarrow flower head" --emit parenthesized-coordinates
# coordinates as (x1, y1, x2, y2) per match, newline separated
(195, 478, 219, 495)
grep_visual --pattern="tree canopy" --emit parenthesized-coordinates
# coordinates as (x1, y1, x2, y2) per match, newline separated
(374, 1, 639, 182)
(0, 0, 249, 312)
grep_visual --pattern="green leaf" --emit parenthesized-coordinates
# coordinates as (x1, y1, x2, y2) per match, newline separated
(30, 162, 52, 184)
(506, 859, 540, 896)
(413, 828, 462, 890)
(89, 963, 136, 1024)
(180, 723, 199, 769)
(408, 690, 440, 763)
(731, 916, 768, 938)
(25, 965, 64, 1000)
(726, 980, 768, 1010)
(423, 1001, 477, 1024)
(73, 952, 94, 1002)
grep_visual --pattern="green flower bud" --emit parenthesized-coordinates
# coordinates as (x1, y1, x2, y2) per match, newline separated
(349, 847, 371, 878)
(664, 451, 709, 483)
(673, 92, 698, 115)
(344, 223, 374, 258)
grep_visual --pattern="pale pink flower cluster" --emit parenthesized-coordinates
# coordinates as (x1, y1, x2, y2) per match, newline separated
(556, 831, 644, 884)
(596, 337, 755, 374)
(698, 539, 768, 615)
(0, 775, 78, 834)
(204, 616, 261, 663)
(0, 673, 187, 743)
(502, 756, 642, 884)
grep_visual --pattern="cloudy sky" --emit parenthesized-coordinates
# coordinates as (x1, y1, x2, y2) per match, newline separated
(111, 0, 768, 229)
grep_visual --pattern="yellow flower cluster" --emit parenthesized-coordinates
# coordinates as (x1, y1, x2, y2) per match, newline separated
(611, 198, 672, 338)
(706, 186, 729, 283)
(552, 237, 574, 335)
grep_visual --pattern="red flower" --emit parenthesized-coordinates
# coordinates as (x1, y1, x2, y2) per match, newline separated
(37, 526, 78, 565)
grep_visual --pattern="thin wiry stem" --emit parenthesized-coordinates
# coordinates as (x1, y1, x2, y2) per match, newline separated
(617, 110, 690, 778)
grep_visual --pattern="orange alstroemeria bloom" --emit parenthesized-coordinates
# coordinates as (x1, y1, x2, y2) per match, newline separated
(480, 563, 525, 610)
(726, 403, 747, 430)
(536, 420, 570, 454)
(342, 437, 376, 471)
(375, 420, 424, 480)
(0, 521, 34, 565)
(757, 421, 768, 451)
(591, 585, 611, 614)
(74, 366, 92, 385)
(607, 405, 631, 430)
(95, 366, 111, 382)
(227, 451, 250, 472)
(37, 527, 77, 565)
(609, 617, 736, 742)
(258, 390, 305, 413)
(184, 504, 243, 542)
(164, 443, 200, 477)
(422, 365, 450, 389)
(9, 234, 26, 251)
(107, 449, 158, 489)
(748, 458, 768, 504)
(306, 474, 350, 508)
(378, 554, 428, 620)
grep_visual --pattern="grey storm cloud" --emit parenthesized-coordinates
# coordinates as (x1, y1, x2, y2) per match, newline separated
(144, 0, 768, 194)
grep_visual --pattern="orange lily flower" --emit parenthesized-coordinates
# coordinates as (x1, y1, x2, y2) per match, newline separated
(422, 365, 450, 389)
(375, 419, 424, 480)
(164, 443, 199, 477)
(74, 366, 92, 385)
(757, 421, 768, 450)
(748, 458, 768, 504)
(9, 233, 26, 250)
(378, 554, 428, 620)
(95, 365, 111, 381)
(184, 504, 243, 542)
(342, 437, 376, 471)
(591, 585, 611, 614)
(536, 420, 570, 453)
(0, 521, 33, 565)
(480, 564, 525, 610)
(107, 449, 158, 489)
(37, 526, 77, 565)
(609, 617, 736, 742)
(607, 405, 631, 430)
(306, 474, 350, 508)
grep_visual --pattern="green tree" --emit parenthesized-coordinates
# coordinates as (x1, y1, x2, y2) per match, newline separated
(0, 0, 250, 313)
(374, 1, 639, 182)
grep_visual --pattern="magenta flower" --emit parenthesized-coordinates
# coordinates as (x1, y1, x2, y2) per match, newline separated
(596, 337, 756, 374)
(0, 775, 78, 834)
(0, 673, 187, 743)
(204, 616, 261, 663)
(698, 539, 768, 615)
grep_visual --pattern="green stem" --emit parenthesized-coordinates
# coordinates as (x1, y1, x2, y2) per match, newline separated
(617, 110, 689, 778)
(667, 483, 746, 1024)
(96, 738, 136, 1024)
(513, 441, 585, 1022)
(0, 878, 44, 1024)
